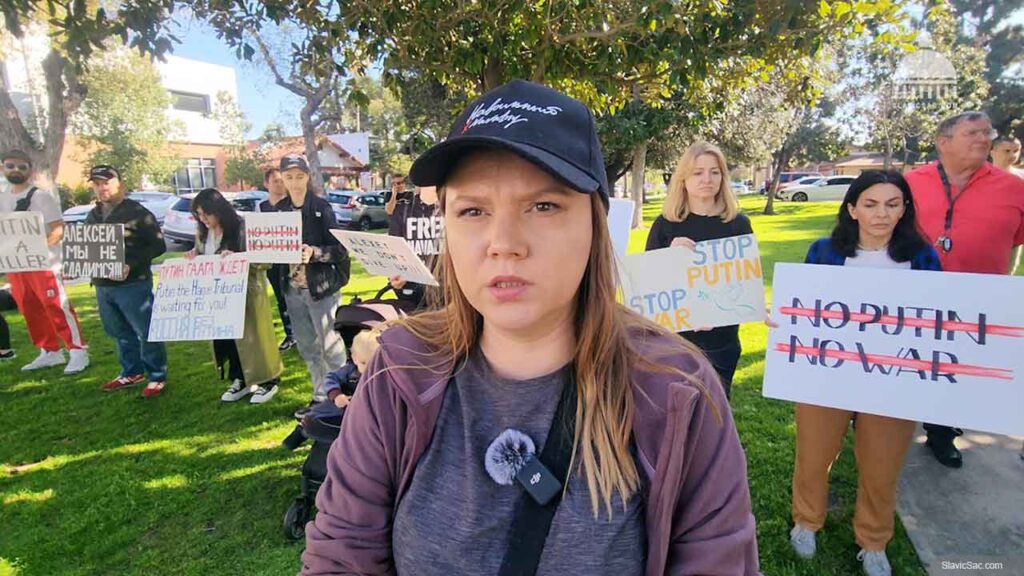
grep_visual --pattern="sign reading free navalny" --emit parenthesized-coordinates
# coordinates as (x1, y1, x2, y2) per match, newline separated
(763, 263, 1024, 436)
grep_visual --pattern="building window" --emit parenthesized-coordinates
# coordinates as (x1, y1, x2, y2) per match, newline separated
(171, 158, 216, 194)
(170, 91, 210, 114)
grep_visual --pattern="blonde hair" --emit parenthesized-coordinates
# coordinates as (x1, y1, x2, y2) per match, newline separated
(352, 327, 383, 363)
(397, 178, 716, 517)
(663, 142, 739, 223)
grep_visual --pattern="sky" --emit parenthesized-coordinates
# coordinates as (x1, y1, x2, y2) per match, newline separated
(168, 8, 1024, 141)
(169, 18, 305, 138)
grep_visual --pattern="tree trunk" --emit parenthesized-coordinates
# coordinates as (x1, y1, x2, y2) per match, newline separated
(630, 141, 647, 228)
(300, 106, 324, 196)
(883, 134, 893, 171)
(763, 144, 790, 216)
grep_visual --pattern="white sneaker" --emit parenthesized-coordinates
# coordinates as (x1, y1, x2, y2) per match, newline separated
(22, 349, 66, 371)
(64, 348, 90, 374)
(790, 525, 817, 559)
(221, 379, 255, 402)
(858, 549, 891, 576)
(250, 383, 279, 404)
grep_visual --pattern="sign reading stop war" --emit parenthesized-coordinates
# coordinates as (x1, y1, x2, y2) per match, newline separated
(243, 212, 302, 264)
(331, 230, 438, 286)
(62, 224, 125, 280)
(620, 234, 766, 332)
(0, 212, 49, 273)
(763, 263, 1024, 436)
(148, 255, 249, 342)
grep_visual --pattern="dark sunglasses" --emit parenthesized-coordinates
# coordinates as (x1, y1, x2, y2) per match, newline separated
(3, 162, 30, 172)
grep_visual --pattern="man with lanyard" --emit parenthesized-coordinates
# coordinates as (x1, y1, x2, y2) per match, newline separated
(84, 165, 169, 397)
(0, 149, 89, 374)
(905, 112, 1024, 469)
(259, 167, 296, 352)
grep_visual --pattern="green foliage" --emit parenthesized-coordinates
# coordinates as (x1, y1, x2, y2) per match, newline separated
(210, 92, 266, 188)
(71, 48, 180, 191)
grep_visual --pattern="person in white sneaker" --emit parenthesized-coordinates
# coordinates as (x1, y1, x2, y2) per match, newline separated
(1, 150, 89, 374)
(186, 188, 282, 404)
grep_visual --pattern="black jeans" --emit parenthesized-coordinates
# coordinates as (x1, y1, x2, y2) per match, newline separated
(267, 266, 293, 339)
(214, 339, 244, 383)
(0, 288, 17, 350)
(684, 335, 742, 399)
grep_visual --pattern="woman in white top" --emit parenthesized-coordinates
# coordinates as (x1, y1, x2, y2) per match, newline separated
(789, 170, 942, 576)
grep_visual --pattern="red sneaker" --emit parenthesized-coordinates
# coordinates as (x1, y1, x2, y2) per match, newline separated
(141, 381, 165, 398)
(101, 374, 145, 391)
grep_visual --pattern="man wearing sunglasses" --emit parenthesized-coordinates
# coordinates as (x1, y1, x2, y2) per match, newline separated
(0, 150, 89, 374)
(905, 112, 1024, 469)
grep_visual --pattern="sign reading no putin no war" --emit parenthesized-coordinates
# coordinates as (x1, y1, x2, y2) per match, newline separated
(0, 212, 49, 273)
(148, 255, 250, 342)
(62, 223, 125, 280)
(763, 263, 1024, 436)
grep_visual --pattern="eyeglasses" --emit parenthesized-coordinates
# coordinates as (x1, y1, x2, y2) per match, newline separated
(960, 127, 998, 140)
(3, 162, 29, 172)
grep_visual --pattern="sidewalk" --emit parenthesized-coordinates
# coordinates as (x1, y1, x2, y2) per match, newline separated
(897, 425, 1024, 576)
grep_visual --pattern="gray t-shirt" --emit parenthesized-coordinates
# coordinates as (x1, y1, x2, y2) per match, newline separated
(393, 348, 646, 576)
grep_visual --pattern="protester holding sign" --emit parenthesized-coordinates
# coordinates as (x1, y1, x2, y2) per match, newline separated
(644, 141, 753, 398)
(273, 155, 351, 417)
(387, 184, 442, 309)
(302, 81, 758, 576)
(0, 149, 89, 374)
(82, 165, 169, 397)
(905, 111, 1024, 469)
(188, 188, 283, 404)
(787, 170, 941, 576)
(258, 168, 296, 352)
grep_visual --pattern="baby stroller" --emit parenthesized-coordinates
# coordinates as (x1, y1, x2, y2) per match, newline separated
(282, 285, 418, 540)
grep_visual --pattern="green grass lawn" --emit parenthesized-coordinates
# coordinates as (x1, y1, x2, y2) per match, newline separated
(1, 197, 929, 575)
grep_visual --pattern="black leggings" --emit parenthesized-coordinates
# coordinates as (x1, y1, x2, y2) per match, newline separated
(213, 339, 244, 383)
(0, 289, 17, 350)
(685, 336, 742, 399)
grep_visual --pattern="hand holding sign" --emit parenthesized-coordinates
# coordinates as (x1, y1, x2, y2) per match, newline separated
(331, 230, 438, 286)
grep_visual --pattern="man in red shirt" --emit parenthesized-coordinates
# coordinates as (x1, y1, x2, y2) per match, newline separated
(906, 112, 1024, 469)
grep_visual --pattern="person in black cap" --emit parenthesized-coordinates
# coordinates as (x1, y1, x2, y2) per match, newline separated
(1, 149, 89, 374)
(273, 154, 351, 418)
(83, 165, 169, 397)
(302, 80, 758, 576)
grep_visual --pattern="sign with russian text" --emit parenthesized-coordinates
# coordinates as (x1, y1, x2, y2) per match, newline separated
(62, 224, 125, 280)
(243, 212, 302, 264)
(620, 234, 766, 331)
(331, 230, 438, 286)
(0, 212, 49, 273)
(148, 255, 250, 342)
(763, 263, 1024, 436)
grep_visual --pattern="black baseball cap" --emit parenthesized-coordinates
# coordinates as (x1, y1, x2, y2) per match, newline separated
(2, 149, 32, 167)
(280, 154, 310, 173)
(89, 165, 121, 181)
(409, 80, 610, 209)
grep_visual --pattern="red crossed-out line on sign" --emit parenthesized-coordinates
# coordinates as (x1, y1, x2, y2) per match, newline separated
(778, 306, 1024, 338)
(774, 343, 1014, 380)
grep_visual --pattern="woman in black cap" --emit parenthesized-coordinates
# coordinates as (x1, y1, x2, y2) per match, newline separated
(302, 80, 758, 576)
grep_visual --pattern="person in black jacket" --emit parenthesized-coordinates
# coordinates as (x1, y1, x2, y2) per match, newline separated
(645, 142, 755, 399)
(83, 165, 169, 397)
(275, 155, 351, 416)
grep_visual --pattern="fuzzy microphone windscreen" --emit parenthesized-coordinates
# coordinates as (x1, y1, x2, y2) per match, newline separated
(484, 428, 536, 486)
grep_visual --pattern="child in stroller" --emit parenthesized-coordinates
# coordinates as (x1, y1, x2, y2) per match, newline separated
(281, 285, 415, 539)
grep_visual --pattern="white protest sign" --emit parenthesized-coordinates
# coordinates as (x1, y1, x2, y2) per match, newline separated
(62, 223, 125, 280)
(763, 263, 1024, 436)
(331, 230, 437, 286)
(243, 212, 302, 264)
(0, 212, 49, 273)
(620, 234, 766, 331)
(607, 198, 636, 257)
(148, 255, 250, 342)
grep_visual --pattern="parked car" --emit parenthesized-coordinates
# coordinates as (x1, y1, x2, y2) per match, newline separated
(730, 180, 751, 195)
(62, 191, 177, 224)
(326, 190, 389, 230)
(779, 175, 826, 191)
(161, 193, 198, 246)
(778, 175, 857, 202)
(760, 172, 825, 195)
(229, 190, 269, 213)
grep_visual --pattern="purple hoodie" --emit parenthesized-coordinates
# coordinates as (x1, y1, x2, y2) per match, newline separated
(301, 324, 759, 576)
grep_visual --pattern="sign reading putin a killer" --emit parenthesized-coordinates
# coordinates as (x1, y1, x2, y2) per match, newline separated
(763, 263, 1024, 436)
